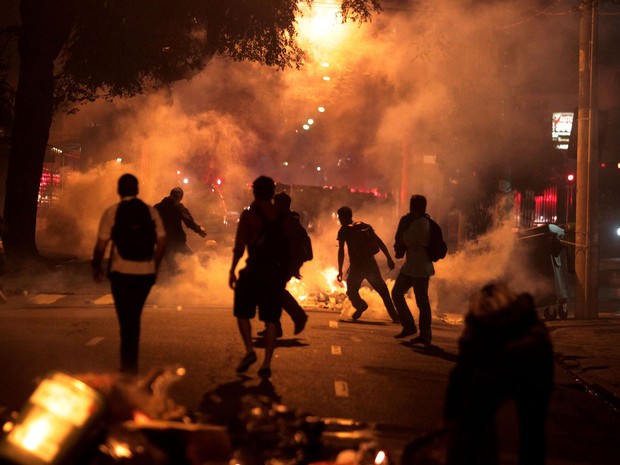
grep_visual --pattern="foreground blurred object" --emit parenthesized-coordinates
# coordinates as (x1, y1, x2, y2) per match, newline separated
(0, 371, 106, 465)
(0, 368, 399, 465)
(442, 282, 554, 465)
(0, 367, 232, 465)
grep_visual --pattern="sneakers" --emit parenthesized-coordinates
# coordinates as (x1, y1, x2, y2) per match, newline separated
(236, 352, 257, 373)
(352, 302, 369, 320)
(257, 324, 283, 338)
(409, 335, 431, 345)
(351, 308, 365, 320)
(394, 327, 417, 339)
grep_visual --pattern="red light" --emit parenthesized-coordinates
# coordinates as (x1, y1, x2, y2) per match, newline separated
(567, 174, 574, 182)
(601, 162, 606, 168)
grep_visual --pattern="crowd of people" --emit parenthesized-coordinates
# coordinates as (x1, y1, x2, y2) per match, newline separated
(92, 173, 554, 464)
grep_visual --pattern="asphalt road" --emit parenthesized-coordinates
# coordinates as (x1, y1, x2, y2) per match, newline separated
(1, 304, 620, 464)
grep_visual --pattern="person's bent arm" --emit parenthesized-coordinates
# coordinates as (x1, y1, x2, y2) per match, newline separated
(180, 204, 207, 237)
(337, 241, 345, 282)
(377, 234, 395, 270)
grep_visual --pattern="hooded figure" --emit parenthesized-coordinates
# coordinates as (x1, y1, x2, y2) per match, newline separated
(154, 187, 206, 271)
(443, 282, 554, 465)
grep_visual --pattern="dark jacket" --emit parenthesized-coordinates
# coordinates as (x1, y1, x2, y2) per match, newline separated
(394, 213, 415, 259)
(444, 292, 554, 418)
(443, 292, 554, 465)
(154, 196, 203, 244)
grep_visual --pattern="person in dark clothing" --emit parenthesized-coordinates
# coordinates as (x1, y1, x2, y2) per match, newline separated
(443, 282, 554, 465)
(229, 176, 297, 379)
(154, 187, 206, 272)
(257, 192, 309, 338)
(392, 194, 435, 344)
(336, 206, 398, 322)
(92, 174, 166, 374)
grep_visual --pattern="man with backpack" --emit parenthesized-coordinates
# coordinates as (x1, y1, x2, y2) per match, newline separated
(229, 176, 297, 379)
(257, 192, 311, 338)
(92, 173, 166, 374)
(392, 194, 439, 345)
(336, 206, 399, 322)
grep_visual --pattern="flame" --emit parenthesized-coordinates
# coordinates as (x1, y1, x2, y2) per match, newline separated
(321, 266, 344, 293)
(287, 267, 347, 311)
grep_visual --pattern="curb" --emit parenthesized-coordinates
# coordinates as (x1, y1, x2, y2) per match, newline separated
(554, 353, 620, 417)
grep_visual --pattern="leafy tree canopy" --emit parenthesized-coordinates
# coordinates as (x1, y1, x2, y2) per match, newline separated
(55, 0, 382, 110)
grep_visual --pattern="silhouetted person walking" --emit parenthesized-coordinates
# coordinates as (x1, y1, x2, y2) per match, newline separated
(443, 282, 554, 465)
(257, 192, 310, 338)
(229, 176, 296, 379)
(92, 174, 166, 374)
(336, 206, 398, 322)
(155, 187, 206, 273)
(392, 195, 435, 344)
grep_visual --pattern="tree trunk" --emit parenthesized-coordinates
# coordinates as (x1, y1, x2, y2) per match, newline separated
(3, 0, 72, 262)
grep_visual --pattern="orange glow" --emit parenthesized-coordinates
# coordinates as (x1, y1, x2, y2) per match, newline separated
(297, 1, 350, 50)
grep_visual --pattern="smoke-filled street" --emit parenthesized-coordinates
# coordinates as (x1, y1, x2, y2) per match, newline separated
(1, 284, 620, 464)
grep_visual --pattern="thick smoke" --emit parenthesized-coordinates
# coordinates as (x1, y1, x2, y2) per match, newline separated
(39, 0, 585, 315)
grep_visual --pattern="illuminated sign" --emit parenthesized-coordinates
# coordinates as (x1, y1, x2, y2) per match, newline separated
(552, 112, 574, 150)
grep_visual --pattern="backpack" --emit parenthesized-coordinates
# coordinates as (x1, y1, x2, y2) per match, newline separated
(289, 220, 313, 276)
(111, 198, 157, 261)
(348, 221, 380, 256)
(425, 214, 448, 262)
(249, 207, 290, 272)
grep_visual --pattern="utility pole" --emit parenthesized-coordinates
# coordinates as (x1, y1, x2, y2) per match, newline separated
(574, 0, 599, 320)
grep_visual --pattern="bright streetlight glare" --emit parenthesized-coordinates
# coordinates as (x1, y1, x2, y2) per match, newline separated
(115, 158, 122, 163)
(323, 76, 331, 81)
(296, 1, 349, 49)
(308, 119, 314, 124)
(317, 166, 321, 171)
(303, 124, 310, 130)
(183, 178, 189, 184)
(318, 107, 325, 112)
(321, 62, 330, 67)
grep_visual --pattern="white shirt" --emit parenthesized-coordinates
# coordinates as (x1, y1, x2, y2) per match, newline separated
(400, 216, 435, 278)
(97, 197, 165, 275)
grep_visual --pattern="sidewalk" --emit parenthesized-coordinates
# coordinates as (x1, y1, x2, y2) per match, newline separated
(546, 304, 620, 414)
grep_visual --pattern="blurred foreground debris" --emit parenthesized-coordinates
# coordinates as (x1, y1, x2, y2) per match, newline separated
(0, 367, 396, 465)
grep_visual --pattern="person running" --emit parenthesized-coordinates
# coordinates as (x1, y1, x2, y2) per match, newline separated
(392, 194, 435, 344)
(154, 187, 206, 273)
(92, 173, 166, 374)
(336, 206, 398, 322)
(257, 192, 309, 338)
(229, 176, 296, 379)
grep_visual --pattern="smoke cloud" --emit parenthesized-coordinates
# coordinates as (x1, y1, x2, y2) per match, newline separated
(38, 0, 590, 316)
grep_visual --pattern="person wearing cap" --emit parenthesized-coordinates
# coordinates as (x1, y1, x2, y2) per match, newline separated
(154, 187, 207, 273)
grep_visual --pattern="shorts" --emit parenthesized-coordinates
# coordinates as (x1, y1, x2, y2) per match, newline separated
(233, 268, 284, 323)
